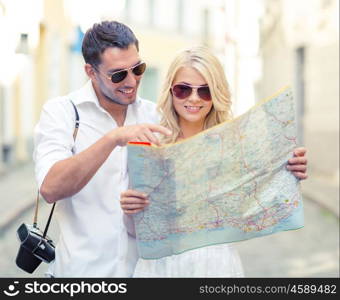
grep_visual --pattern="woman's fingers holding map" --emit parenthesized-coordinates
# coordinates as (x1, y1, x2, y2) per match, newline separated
(292, 147, 307, 157)
(120, 189, 149, 214)
(287, 147, 308, 180)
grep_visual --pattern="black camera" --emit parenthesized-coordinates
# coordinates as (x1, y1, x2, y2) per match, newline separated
(16, 223, 55, 273)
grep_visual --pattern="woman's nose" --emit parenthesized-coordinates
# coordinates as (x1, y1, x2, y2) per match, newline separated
(187, 88, 201, 102)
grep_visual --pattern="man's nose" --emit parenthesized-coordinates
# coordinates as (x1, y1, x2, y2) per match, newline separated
(123, 70, 138, 86)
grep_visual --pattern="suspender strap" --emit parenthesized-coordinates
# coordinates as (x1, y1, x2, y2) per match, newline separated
(70, 100, 80, 140)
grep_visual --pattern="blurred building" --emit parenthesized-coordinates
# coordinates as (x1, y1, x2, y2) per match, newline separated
(0, 0, 44, 171)
(116, 0, 226, 102)
(258, 0, 339, 213)
(0, 0, 78, 173)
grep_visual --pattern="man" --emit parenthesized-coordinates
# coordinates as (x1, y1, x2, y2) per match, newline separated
(34, 21, 170, 277)
(34, 20, 307, 277)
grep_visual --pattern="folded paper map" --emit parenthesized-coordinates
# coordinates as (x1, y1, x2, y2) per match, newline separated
(127, 87, 304, 259)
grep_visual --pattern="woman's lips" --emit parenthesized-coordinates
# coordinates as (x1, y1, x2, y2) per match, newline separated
(184, 106, 203, 113)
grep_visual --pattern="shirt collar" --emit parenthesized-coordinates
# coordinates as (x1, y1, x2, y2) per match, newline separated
(70, 80, 100, 106)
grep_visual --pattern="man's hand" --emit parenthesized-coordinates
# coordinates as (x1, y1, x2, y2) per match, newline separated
(287, 147, 308, 180)
(120, 189, 149, 215)
(40, 124, 170, 203)
(111, 124, 172, 147)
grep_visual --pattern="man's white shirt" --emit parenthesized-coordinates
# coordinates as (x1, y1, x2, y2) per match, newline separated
(33, 80, 159, 277)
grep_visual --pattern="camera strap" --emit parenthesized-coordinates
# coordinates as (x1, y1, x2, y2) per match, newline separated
(34, 100, 80, 239)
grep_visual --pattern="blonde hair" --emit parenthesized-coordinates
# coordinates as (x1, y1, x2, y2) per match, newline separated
(157, 46, 233, 143)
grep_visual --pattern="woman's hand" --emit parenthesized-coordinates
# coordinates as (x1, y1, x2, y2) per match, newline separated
(287, 147, 308, 180)
(120, 189, 149, 214)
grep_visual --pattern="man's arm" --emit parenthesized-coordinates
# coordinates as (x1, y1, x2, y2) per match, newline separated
(40, 124, 171, 203)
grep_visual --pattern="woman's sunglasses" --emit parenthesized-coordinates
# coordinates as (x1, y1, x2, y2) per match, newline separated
(171, 83, 211, 101)
(95, 62, 146, 83)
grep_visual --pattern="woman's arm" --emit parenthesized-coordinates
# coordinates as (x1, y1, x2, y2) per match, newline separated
(123, 214, 136, 237)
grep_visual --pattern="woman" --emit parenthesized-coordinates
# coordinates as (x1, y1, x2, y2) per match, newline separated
(120, 46, 308, 277)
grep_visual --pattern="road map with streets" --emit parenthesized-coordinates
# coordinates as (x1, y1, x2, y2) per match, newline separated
(127, 87, 304, 259)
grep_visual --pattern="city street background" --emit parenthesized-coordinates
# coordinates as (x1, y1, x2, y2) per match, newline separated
(0, 0, 339, 278)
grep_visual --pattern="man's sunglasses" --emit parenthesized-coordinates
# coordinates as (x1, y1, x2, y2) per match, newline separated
(171, 83, 211, 101)
(95, 62, 146, 83)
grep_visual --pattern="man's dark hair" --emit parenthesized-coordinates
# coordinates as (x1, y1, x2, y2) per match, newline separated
(82, 21, 139, 67)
